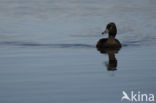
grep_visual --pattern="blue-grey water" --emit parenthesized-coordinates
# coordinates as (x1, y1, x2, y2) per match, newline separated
(0, 0, 156, 103)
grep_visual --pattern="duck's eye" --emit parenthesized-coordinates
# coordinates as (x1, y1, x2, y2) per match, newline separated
(107, 24, 111, 29)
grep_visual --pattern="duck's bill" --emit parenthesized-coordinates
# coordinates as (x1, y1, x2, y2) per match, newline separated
(101, 29, 108, 34)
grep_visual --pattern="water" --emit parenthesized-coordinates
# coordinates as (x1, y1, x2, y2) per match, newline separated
(0, 0, 156, 103)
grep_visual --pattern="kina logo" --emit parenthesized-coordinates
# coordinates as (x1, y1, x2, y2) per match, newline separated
(121, 91, 154, 102)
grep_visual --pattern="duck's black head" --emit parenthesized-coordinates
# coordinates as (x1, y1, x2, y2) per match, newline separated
(102, 22, 117, 37)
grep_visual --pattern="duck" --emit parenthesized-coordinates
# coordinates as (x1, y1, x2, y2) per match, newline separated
(96, 22, 122, 49)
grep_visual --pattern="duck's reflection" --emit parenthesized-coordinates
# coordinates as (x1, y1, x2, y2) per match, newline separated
(96, 42, 121, 71)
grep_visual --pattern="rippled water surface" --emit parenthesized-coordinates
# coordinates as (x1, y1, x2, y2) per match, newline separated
(0, 0, 156, 103)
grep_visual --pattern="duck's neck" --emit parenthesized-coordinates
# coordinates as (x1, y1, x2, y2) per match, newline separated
(108, 35, 115, 39)
(108, 35, 116, 44)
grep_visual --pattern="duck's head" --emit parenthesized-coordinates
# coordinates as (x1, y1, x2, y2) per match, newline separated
(102, 22, 117, 37)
